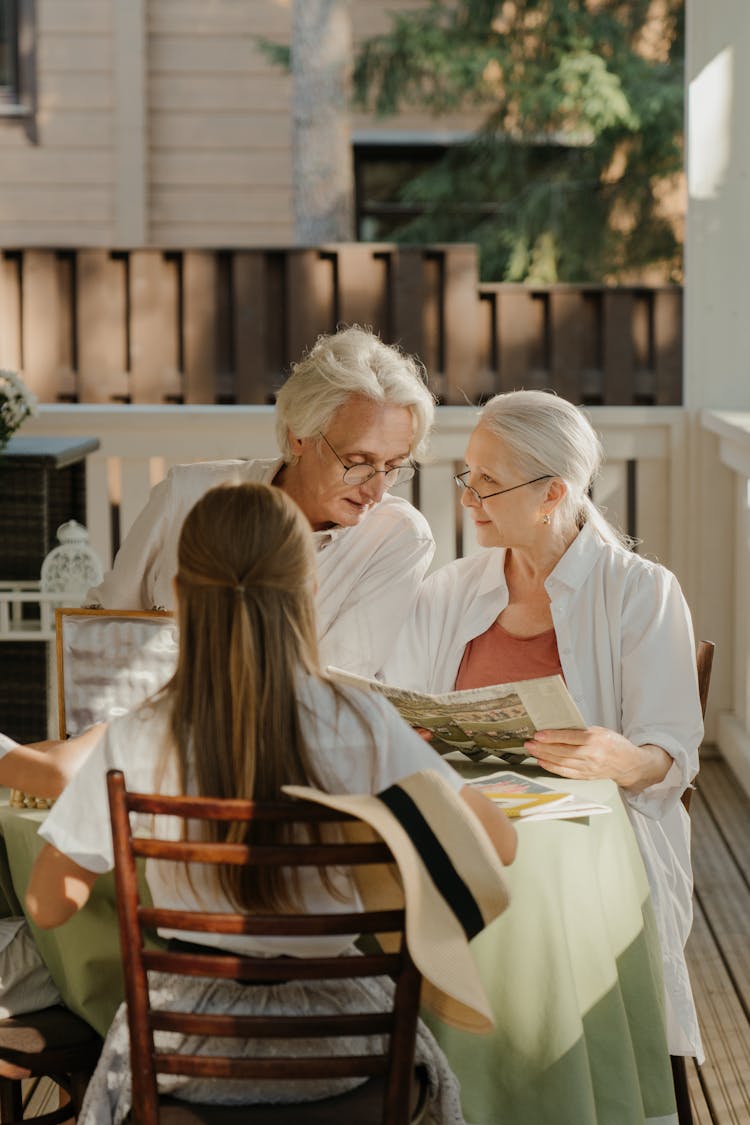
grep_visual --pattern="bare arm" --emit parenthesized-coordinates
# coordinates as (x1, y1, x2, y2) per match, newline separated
(460, 784, 517, 865)
(0, 724, 106, 799)
(25, 843, 99, 929)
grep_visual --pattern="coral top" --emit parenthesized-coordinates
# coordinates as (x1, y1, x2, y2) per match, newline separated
(454, 620, 563, 690)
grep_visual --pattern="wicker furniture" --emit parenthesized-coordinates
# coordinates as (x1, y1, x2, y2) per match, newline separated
(0, 436, 98, 743)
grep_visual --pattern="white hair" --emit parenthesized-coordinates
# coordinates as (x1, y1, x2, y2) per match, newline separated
(478, 390, 629, 548)
(275, 326, 435, 461)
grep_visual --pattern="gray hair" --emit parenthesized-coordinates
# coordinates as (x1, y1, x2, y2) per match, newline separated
(478, 390, 628, 548)
(275, 326, 435, 461)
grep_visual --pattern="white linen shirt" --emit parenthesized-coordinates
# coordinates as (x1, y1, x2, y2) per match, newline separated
(384, 521, 705, 1059)
(39, 678, 463, 959)
(86, 458, 435, 677)
(0, 733, 19, 760)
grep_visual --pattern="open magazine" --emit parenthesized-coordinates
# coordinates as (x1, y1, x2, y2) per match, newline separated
(468, 769, 611, 821)
(327, 667, 586, 763)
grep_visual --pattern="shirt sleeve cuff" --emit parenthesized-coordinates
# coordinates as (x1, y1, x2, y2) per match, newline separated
(0, 733, 20, 761)
(37, 822, 113, 874)
(623, 750, 687, 818)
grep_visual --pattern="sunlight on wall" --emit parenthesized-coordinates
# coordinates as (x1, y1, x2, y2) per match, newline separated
(689, 46, 733, 201)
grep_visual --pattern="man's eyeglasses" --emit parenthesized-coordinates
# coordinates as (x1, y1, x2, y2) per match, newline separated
(319, 432, 415, 487)
(454, 470, 552, 504)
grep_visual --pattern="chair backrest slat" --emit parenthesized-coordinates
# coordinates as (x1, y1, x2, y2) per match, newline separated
(140, 950, 402, 982)
(138, 906, 405, 936)
(107, 769, 423, 1125)
(682, 640, 716, 813)
(156, 1054, 388, 1082)
(126, 792, 351, 821)
(131, 838, 393, 865)
(150, 1011, 394, 1039)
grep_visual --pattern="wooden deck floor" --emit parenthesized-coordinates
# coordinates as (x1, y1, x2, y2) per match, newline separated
(685, 749, 750, 1123)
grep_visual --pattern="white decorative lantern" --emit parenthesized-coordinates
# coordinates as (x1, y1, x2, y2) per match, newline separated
(40, 520, 103, 603)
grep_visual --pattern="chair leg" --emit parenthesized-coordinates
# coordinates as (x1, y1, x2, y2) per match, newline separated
(671, 1054, 694, 1125)
(0, 1077, 24, 1123)
(68, 1070, 92, 1117)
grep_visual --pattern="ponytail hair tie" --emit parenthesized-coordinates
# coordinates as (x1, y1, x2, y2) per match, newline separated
(234, 585, 245, 596)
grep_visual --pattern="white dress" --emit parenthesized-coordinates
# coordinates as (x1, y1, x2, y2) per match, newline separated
(86, 458, 435, 677)
(384, 521, 705, 1060)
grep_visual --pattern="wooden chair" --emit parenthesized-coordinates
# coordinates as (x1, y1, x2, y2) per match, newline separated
(0, 1008, 101, 1124)
(672, 639, 715, 1125)
(106, 770, 430, 1125)
(680, 639, 716, 813)
(0, 611, 176, 1116)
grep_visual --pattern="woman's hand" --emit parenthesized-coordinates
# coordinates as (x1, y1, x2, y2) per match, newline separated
(524, 727, 672, 793)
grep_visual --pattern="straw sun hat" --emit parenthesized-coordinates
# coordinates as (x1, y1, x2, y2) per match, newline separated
(283, 769, 510, 1034)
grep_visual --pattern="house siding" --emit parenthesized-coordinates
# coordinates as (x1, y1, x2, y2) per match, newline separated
(0, 0, 481, 248)
(0, 0, 115, 245)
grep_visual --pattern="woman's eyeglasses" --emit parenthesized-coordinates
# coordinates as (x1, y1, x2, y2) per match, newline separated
(454, 471, 552, 504)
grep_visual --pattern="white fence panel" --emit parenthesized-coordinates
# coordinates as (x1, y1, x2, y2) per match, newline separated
(23, 404, 682, 574)
(15, 403, 750, 790)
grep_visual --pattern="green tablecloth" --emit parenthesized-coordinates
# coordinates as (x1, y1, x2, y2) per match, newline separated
(0, 776, 677, 1125)
(423, 766, 677, 1125)
(0, 799, 165, 1037)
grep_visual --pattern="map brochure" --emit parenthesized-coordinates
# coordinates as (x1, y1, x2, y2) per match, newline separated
(468, 769, 612, 821)
(326, 666, 586, 764)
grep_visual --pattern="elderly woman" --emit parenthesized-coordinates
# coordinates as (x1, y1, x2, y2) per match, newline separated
(386, 389, 704, 1062)
(87, 326, 435, 676)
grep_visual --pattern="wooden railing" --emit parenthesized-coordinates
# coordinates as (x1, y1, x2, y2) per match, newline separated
(21, 402, 687, 579)
(0, 247, 683, 407)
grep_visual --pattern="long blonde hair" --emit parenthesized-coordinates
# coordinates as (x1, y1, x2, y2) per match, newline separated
(167, 481, 330, 911)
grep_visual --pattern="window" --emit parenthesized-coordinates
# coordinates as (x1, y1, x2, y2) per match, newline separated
(355, 141, 451, 241)
(0, 0, 18, 103)
(0, 0, 35, 130)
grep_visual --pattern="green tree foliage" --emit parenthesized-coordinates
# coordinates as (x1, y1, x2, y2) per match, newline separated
(354, 0, 684, 282)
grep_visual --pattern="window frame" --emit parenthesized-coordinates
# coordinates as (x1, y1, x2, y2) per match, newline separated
(0, 0, 36, 138)
(354, 135, 461, 242)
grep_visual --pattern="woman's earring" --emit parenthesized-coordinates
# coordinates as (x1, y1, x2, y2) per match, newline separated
(543, 513, 551, 525)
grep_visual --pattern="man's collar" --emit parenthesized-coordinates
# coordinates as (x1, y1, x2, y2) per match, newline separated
(311, 524, 350, 550)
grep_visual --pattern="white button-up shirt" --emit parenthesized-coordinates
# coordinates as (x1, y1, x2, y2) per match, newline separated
(385, 521, 704, 1059)
(87, 458, 435, 678)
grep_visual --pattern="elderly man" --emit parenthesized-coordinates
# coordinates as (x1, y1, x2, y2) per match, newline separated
(87, 326, 435, 676)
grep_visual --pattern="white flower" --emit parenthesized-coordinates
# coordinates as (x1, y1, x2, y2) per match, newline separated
(0, 369, 37, 450)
